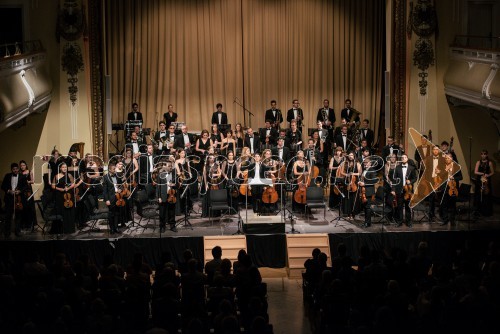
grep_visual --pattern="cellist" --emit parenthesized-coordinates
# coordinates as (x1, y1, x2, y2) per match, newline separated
(292, 150, 309, 213)
(339, 151, 361, 220)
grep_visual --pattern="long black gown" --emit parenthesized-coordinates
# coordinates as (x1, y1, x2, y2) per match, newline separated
(51, 174, 76, 234)
(474, 161, 493, 216)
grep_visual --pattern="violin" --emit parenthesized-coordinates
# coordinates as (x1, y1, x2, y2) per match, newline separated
(63, 192, 74, 208)
(481, 175, 489, 195)
(448, 179, 458, 197)
(347, 173, 358, 192)
(15, 192, 23, 211)
(167, 187, 177, 203)
(404, 183, 413, 201)
(115, 183, 131, 207)
(360, 185, 367, 204)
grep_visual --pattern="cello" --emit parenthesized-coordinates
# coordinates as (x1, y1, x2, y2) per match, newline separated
(294, 160, 309, 204)
(262, 162, 279, 204)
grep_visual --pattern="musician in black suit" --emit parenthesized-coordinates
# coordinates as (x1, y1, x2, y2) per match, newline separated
(265, 100, 283, 128)
(103, 163, 123, 234)
(304, 139, 322, 183)
(2, 163, 28, 238)
(439, 153, 462, 226)
(244, 128, 261, 154)
(422, 146, 447, 221)
(359, 119, 375, 147)
(272, 137, 291, 164)
(211, 103, 228, 125)
(286, 99, 304, 135)
(138, 144, 157, 199)
(381, 136, 403, 161)
(340, 99, 359, 127)
(247, 152, 266, 212)
(154, 121, 170, 155)
(259, 120, 279, 147)
(286, 120, 302, 154)
(316, 99, 336, 136)
(163, 104, 178, 129)
(156, 161, 178, 233)
(358, 158, 379, 227)
(127, 103, 143, 121)
(334, 125, 352, 152)
(391, 154, 418, 227)
(414, 135, 432, 173)
(174, 125, 195, 153)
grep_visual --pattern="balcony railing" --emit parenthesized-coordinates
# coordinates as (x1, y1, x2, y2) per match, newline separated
(451, 35, 500, 51)
(0, 40, 45, 59)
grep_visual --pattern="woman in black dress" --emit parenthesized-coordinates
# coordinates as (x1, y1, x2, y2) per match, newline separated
(175, 149, 194, 214)
(222, 150, 239, 212)
(292, 150, 309, 213)
(234, 123, 244, 156)
(384, 153, 398, 221)
(51, 162, 76, 235)
(328, 147, 345, 208)
(221, 129, 236, 157)
(201, 155, 222, 218)
(339, 151, 362, 219)
(211, 123, 225, 154)
(474, 149, 494, 217)
(163, 104, 178, 129)
(19, 160, 37, 231)
(195, 130, 213, 173)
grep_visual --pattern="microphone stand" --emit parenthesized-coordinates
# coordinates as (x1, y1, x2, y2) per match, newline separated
(234, 99, 254, 128)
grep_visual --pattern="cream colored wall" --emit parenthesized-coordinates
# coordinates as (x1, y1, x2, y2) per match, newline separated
(0, 0, 92, 193)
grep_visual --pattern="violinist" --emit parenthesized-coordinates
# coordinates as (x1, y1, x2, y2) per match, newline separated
(51, 162, 76, 235)
(195, 130, 214, 172)
(328, 147, 345, 209)
(358, 158, 378, 227)
(244, 128, 260, 155)
(292, 150, 309, 213)
(201, 154, 222, 218)
(103, 163, 124, 234)
(310, 130, 325, 167)
(339, 151, 362, 220)
(439, 153, 462, 226)
(2, 162, 28, 238)
(19, 160, 37, 231)
(157, 161, 178, 233)
(175, 149, 193, 215)
(414, 135, 432, 175)
(422, 146, 446, 222)
(440, 141, 457, 163)
(384, 154, 398, 222)
(220, 129, 237, 157)
(123, 148, 139, 186)
(391, 154, 417, 227)
(474, 149, 494, 217)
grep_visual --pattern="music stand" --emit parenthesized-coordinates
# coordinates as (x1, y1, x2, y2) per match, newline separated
(245, 177, 272, 228)
(329, 180, 350, 227)
(176, 184, 193, 230)
(284, 181, 300, 234)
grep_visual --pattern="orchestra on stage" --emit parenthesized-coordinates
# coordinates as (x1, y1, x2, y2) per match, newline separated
(1, 100, 494, 238)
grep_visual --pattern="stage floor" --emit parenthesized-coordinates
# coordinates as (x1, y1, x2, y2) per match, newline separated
(12, 200, 500, 241)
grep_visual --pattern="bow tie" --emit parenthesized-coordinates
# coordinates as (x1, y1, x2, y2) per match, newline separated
(342, 135, 347, 137)
(402, 165, 407, 168)
(160, 132, 166, 134)
(249, 136, 253, 139)
(433, 157, 439, 160)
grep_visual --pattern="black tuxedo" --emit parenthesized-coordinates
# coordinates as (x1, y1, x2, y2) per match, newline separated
(335, 134, 351, 152)
(316, 108, 336, 128)
(211, 111, 228, 125)
(272, 146, 291, 163)
(127, 111, 143, 121)
(304, 147, 323, 167)
(259, 127, 278, 146)
(102, 173, 121, 207)
(174, 132, 195, 151)
(244, 135, 261, 154)
(2, 172, 29, 236)
(414, 144, 432, 169)
(156, 169, 177, 227)
(359, 127, 375, 147)
(360, 167, 379, 226)
(138, 153, 157, 184)
(382, 144, 402, 161)
(286, 108, 304, 128)
(265, 108, 283, 126)
(392, 163, 417, 224)
(340, 108, 359, 124)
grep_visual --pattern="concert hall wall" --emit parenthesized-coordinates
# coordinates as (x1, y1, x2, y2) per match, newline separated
(104, 0, 385, 136)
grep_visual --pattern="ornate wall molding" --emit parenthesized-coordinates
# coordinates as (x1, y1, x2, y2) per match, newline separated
(391, 0, 407, 145)
(87, 0, 104, 157)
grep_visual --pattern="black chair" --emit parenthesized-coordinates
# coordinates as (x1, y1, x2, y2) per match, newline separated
(371, 186, 393, 224)
(35, 194, 62, 235)
(305, 186, 326, 222)
(82, 195, 109, 235)
(208, 189, 238, 226)
(456, 183, 472, 217)
(134, 199, 160, 232)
